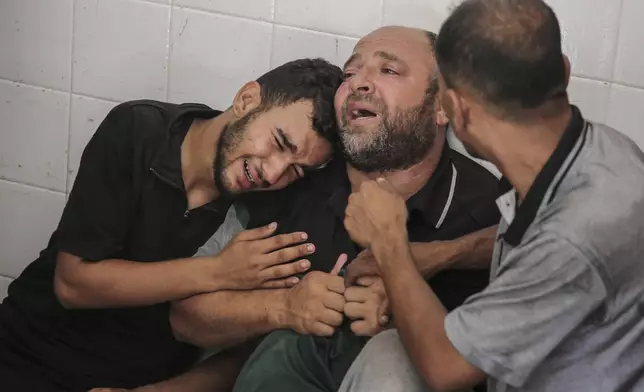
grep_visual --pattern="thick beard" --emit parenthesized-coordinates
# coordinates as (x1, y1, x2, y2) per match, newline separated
(213, 110, 257, 197)
(339, 93, 437, 173)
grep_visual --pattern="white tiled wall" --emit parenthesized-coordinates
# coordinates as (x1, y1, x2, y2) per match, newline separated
(0, 0, 642, 298)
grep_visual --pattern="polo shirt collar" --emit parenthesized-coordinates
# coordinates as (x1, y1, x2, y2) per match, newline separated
(322, 145, 458, 229)
(501, 105, 587, 246)
(150, 104, 226, 212)
(150, 104, 221, 190)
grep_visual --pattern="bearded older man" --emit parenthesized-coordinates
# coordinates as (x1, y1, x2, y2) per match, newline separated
(230, 25, 501, 392)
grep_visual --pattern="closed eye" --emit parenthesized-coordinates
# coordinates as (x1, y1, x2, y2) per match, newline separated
(274, 135, 284, 151)
(343, 71, 355, 80)
(292, 165, 304, 178)
(382, 68, 399, 76)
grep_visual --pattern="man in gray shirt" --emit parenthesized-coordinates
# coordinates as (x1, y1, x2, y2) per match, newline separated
(339, 0, 644, 391)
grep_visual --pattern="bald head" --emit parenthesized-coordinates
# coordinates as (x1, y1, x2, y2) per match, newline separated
(436, 0, 568, 119)
(334, 25, 446, 172)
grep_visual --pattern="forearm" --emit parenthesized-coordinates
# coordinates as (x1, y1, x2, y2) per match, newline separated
(374, 238, 482, 391)
(412, 225, 497, 278)
(55, 253, 224, 309)
(170, 289, 288, 349)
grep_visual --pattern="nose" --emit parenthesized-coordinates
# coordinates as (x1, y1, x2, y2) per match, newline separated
(349, 69, 375, 95)
(261, 156, 291, 187)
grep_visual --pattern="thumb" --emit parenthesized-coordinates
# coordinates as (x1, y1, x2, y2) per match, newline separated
(378, 297, 390, 326)
(330, 253, 349, 276)
(236, 222, 277, 241)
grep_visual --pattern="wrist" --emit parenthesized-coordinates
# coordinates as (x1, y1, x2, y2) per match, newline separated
(267, 288, 292, 330)
(371, 229, 409, 261)
(192, 256, 227, 293)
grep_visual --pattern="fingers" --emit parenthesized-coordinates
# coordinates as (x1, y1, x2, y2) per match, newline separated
(235, 222, 277, 241)
(330, 253, 349, 276)
(259, 231, 308, 253)
(259, 276, 300, 289)
(310, 322, 335, 337)
(323, 291, 346, 313)
(344, 301, 365, 320)
(326, 275, 346, 295)
(355, 276, 379, 287)
(261, 260, 310, 281)
(378, 296, 390, 323)
(350, 320, 382, 337)
(320, 308, 344, 327)
(344, 253, 379, 285)
(266, 242, 315, 265)
(344, 286, 373, 303)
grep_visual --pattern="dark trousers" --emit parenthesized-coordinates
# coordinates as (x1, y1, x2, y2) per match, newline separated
(233, 322, 368, 392)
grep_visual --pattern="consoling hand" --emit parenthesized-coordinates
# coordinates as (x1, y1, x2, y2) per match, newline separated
(216, 222, 314, 290)
(344, 178, 408, 249)
(344, 276, 390, 336)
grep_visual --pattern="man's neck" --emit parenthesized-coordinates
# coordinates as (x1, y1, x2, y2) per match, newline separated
(347, 131, 446, 200)
(181, 110, 234, 209)
(486, 106, 573, 201)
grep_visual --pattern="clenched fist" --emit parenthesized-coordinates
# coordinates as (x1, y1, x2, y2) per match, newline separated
(344, 276, 390, 336)
(284, 254, 348, 336)
(344, 178, 408, 249)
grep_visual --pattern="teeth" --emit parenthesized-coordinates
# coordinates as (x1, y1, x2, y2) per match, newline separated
(244, 160, 255, 184)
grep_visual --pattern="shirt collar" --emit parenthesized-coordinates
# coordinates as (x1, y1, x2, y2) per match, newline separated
(320, 146, 458, 229)
(150, 104, 225, 210)
(501, 105, 587, 246)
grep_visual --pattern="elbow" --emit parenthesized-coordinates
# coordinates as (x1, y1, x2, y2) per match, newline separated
(169, 304, 194, 344)
(421, 368, 455, 392)
(53, 273, 83, 309)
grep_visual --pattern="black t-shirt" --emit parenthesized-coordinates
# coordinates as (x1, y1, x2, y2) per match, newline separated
(243, 143, 501, 311)
(0, 100, 231, 389)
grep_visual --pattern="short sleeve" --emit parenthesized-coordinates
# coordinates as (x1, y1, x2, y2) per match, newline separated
(444, 233, 607, 387)
(56, 103, 135, 261)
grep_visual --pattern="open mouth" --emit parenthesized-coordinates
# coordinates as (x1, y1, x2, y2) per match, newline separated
(243, 159, 255, 185)
(349, 108, 378, 120)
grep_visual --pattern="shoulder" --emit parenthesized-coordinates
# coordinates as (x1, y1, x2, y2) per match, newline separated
(534, 125, 644, 285)
(241, 158, 346, 228)
(449, 148, 501, 198)
(446, 148, 502, 227)
(122, 99, 214, 133)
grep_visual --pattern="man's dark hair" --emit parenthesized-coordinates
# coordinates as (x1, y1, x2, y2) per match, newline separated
(255, 58, 343, 145)
(436, 0, 567, 118)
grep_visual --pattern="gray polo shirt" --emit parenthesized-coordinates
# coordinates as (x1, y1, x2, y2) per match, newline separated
(445, 106, 644, 392)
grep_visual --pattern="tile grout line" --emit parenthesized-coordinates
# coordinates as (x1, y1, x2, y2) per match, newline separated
(65, 0, 77, 195)
(608, 0, 627, 83)
(165, 0, 173, 101)
(4, 75, 644, 99)
(171, 3, 362, 39)
(0, 177, 67, 195)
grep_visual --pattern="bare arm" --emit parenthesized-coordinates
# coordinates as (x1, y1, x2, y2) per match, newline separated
(54, 251, 224, 310)
(414, 225, 497, 277)
(345, 225, 497, 284)
(55, 225, 313, 310)
(374, 238, 485, 392)
(171, 256, 349, 349)
(169, 289, 288, 349)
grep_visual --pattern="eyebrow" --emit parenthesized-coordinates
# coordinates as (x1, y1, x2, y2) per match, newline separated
(343, 51, 405, 70)
(277, 128, 297, 153)
(343, 53, 361, 70)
